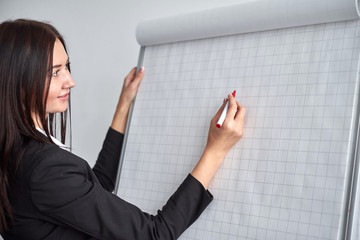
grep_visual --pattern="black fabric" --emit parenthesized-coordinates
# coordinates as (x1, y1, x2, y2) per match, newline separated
(2, 128, 212, 239)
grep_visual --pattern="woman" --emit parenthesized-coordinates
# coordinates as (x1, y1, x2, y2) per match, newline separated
(0, 19, 246, 239)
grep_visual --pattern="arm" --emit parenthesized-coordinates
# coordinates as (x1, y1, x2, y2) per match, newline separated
(92, 128, 124, 191)
(93, 67, 144, 190)
(30, 153, 212, 240)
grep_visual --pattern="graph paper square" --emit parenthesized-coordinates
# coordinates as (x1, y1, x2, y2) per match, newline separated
(117, 20, 360, 239)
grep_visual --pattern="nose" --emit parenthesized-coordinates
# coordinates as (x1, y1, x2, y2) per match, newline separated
(63, 70, 76, 89)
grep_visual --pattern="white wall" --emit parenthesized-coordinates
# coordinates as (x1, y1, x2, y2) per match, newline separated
(0, 0, 242, 166)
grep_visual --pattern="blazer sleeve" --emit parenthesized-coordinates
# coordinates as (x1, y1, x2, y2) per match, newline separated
(29, 151, 213, 240)
(92, 127, 124, 192)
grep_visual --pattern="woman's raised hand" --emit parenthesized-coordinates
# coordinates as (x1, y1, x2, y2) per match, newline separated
(191, 93, 246, 189)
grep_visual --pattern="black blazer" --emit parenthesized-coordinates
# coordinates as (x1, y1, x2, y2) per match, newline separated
(2, 128, 212, 239)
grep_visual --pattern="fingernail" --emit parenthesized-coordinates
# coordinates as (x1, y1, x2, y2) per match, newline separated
(139, 66, 145, 73)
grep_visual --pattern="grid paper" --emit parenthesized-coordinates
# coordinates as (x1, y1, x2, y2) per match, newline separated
(117, 20, 360, 239)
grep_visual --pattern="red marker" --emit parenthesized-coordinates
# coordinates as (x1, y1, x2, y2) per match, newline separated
(216, 90, 236, 128)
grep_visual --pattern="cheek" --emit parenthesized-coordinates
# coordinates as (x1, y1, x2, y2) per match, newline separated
(47, 85, 56, 102)
(45, 82, 60, 110)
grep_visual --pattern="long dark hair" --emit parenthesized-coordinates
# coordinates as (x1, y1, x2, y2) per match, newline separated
(0, 19, 71, 230)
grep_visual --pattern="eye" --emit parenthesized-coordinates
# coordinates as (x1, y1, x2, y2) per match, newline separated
(52, 70, 60, 77)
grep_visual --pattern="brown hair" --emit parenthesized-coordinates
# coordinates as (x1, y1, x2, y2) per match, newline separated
(0, 19, 71, 230)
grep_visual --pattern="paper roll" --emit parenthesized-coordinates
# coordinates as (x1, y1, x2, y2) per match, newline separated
(136, 0, 360, 46)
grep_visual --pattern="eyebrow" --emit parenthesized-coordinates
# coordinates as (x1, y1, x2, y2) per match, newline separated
(52, 58, 70, 69)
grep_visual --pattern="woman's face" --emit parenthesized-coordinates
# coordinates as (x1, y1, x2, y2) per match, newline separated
(46, 39, 76, 114)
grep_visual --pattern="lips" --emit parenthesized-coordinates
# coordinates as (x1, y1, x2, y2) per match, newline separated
(58, 93, 69, 100)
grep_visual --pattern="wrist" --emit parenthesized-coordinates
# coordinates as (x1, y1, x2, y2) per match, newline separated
(203, 144, 227, 161)
(116, 99, 131, 112)
(202, 147, 225, 167)
(111, 102, 131, 134)
(190, 150, 224, 190)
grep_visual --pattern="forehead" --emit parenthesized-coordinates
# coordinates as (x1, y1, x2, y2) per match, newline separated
(53, 39, 68, 65)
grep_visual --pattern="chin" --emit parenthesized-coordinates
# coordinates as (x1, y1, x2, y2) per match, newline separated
(47, 107, 69, 114)
(46, 102, 69, 114)
(57, 108, 68, 113)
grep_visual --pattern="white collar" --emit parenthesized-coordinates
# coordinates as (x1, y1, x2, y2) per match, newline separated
(36, 127, 67, 150)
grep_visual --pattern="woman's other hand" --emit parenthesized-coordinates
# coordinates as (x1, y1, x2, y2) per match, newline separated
(111, 67, 144, 133)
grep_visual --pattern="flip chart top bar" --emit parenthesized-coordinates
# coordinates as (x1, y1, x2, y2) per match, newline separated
(136, 0, 360, 46)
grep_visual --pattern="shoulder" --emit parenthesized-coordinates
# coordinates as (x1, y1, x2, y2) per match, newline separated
(20, 139, 90, 184)
(24, 139, 85, 167)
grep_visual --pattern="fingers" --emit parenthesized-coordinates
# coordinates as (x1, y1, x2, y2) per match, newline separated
(226, 93, 238, 118)
(124, 67, 145, 87)
(132, 67, 145, 87)
(212, 98, 228, 123)
(225, 94, 246, 121)
(124, 67, 137, 84)
(222, 94, 246, 135)
(234, 102, 246, 136)
(235, 101, 246, 122)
